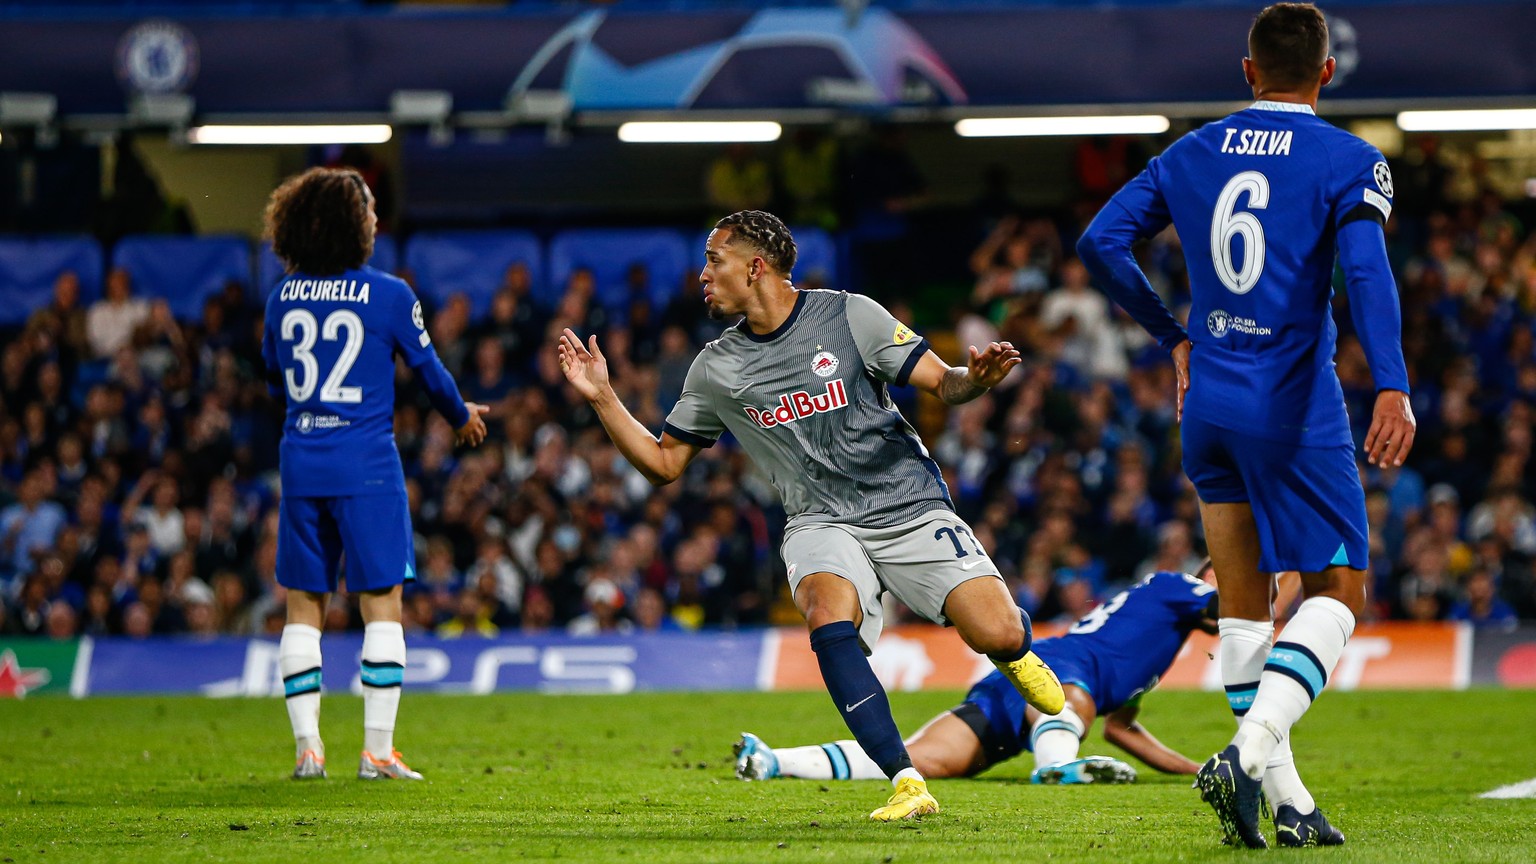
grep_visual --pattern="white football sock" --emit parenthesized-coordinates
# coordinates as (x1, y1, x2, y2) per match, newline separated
(773, 742, 887, 780)
(279, 624, 324, 758)
(891, 766, 924, 787)
(1237, 597, 1355, 778)
(1219, 617, 1314, 810)
(360, 621, 406, 757)
(1030, 702, 1086, 769)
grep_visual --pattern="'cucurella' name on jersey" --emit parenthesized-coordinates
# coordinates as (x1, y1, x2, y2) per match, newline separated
(278, 279, 371, 303)
(743, 379, 848, 429)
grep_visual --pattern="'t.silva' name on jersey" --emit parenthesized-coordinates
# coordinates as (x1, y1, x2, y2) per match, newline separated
(743, 379, 848, 429)
(278, 279, 372, 303)
(1220, 128, 1294, 156)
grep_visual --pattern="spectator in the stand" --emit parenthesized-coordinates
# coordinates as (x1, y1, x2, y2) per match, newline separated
(86, 268, 150, 359)
(26, 270, 90, 361)
(633, 585, 682, 633)
(437, 589, 499, 638)
(1041, 258, 1123, 380)
(1, 467, 67, 581)
(1447, 568, 1518, 629)
(568, 577, 633, 636)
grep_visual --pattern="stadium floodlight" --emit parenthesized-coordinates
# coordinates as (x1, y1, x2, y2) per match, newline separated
(954, 115, 1171, 138)
(1396, 109, 1536, 132)
(617, 121, 782, 144)
(187, 125, 394, 145)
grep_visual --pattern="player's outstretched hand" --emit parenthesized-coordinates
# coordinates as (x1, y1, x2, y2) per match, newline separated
(558, 328, 611, 402)
(967, 341, 1022, 389)
(1365, 389, 1416, 467)
(1172, 340, 1191, 423)
(456, 402, 490, 447)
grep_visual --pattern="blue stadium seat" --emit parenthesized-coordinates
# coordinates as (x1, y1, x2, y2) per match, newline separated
(691, 225, 840, 291)
(403, 230, 542, 321)
(256, 235, 399, 298)
(111, 236, 253, 322)
(0, 236, 104, 327)
(546, 228, 692, 315)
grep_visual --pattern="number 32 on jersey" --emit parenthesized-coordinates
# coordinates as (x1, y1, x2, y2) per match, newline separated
(281, 308, 364, 404)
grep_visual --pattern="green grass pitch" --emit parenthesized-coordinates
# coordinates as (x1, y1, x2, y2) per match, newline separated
(2, 689, 1533, 863)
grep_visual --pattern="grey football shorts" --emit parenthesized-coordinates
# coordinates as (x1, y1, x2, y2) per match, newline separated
(781, 509, 1002, 652)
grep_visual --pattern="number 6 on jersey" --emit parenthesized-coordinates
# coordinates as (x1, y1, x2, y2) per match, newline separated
(1211, 171, 1270, 295)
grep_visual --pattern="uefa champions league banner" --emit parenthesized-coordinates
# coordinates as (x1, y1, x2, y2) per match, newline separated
(0, 3, 1532, 115)
(3, 621, 1528, 698)
(65, 631, 767, 697)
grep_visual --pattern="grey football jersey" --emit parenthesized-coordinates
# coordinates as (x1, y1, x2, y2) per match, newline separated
(663, 289, 953, 529)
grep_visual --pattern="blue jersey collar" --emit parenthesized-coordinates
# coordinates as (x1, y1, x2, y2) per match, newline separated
(1250, 100, 1316, 115)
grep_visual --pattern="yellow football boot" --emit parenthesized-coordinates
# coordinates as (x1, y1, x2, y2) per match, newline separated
(993, 650, 1066, 715)
(869, 777, 940, 822)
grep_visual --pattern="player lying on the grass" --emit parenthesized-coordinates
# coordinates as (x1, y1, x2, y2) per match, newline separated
(558, 210, 1064, 822)
(737, 567, 1225, 786)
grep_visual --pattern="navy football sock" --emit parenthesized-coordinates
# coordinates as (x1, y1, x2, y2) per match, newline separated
(987, 609, 1035, 664)
(809, 621, 912, 779)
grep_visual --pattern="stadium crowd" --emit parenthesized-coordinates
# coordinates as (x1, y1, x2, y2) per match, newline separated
(2, 141, 1535, 640)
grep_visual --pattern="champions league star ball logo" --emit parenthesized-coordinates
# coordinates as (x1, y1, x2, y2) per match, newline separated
(116, 20, 199, 94)
(1207, 310, 1232, 338)
(1373, 162, 1394, 197)
(297, 413, 315, 434)
(811, 351, 840, 378)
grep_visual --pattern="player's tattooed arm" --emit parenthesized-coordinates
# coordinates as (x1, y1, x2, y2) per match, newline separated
(909, 338, 1019, 402)
(911, 342, 1023, 405)
(937, 366, 989, 404)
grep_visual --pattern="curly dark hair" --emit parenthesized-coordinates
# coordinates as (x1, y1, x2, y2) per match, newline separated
(1249, 3, 1329, 89)
(263, 167, 375, 276)
(715, 210, 798, 277)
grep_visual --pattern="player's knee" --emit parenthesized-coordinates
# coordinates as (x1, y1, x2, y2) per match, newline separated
(1303, 568, 1368, 618)
(956, 613, 1026, 658)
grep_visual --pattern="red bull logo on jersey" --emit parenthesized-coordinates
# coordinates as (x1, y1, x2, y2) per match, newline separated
(744, 380, 848, 429)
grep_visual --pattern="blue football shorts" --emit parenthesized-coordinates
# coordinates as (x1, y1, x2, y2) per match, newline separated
(276, 492, 414, 594)
(1181, 415, 1368, 573)
(952, 649, 1095, 766)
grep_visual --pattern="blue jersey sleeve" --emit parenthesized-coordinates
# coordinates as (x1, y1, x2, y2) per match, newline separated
(1077, 157, 1189, 353)
(1333, 151, 1409, 394)
(385, 279, 471, 429)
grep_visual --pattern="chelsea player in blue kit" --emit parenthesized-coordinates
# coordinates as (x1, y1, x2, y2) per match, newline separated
(261, 168, 489, 781)
(735, 569, 1219, 786)
(1077, 4, 1416, 849)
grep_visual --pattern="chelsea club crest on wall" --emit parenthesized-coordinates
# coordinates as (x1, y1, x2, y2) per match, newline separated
(116, 20, 199, 93)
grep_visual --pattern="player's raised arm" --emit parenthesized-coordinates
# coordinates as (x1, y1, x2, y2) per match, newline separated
(557, 328, 703, 485)
(906, 342, 1022, 405)
(1336, 169, 1415, 467)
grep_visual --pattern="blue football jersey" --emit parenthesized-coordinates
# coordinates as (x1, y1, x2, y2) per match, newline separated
(262, 266, 462, 497)
(1091, 101, 1407, 447)
(1037, 571, 1216, 713)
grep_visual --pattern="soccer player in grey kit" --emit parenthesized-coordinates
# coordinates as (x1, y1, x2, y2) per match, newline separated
(557, 210, 1064, 821)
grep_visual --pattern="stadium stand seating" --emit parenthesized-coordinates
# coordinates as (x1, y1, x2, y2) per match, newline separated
(0, 235, 103, 326)
(110, 235, 253, 321)
(546, 228, 692, 316)
(403, 230, 543, 321)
